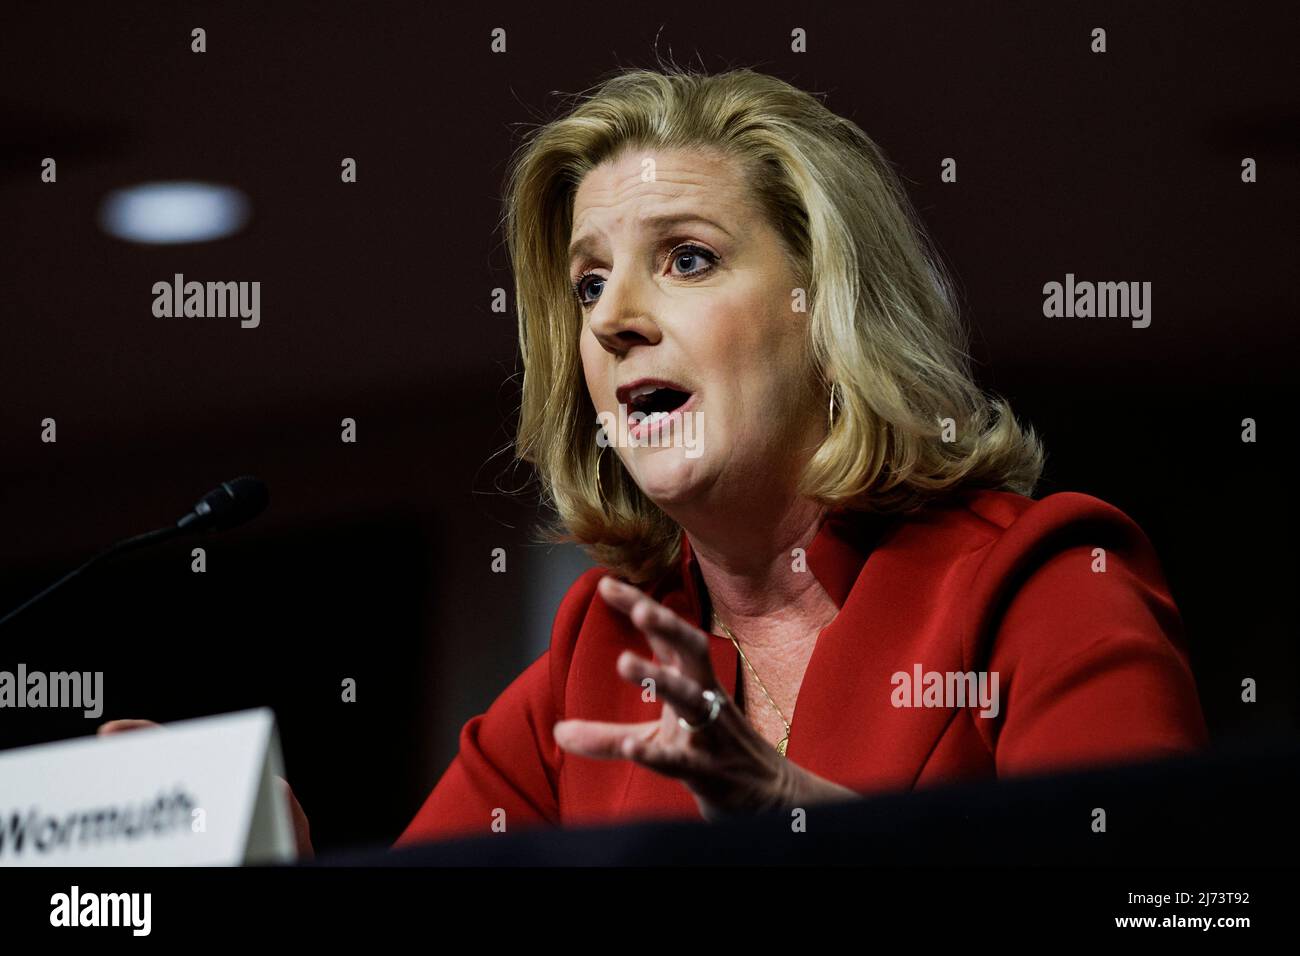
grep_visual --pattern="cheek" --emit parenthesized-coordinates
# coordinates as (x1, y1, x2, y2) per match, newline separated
(709, 290, 812, 437)
(686, 286, 769, 374)
(705, 284, 805, 383)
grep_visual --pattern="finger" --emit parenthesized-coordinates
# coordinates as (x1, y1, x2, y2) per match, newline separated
(553, 718, 658, 761)
(632, 598, 710, 661)
(620, 729, 693, 778)
(276, 776, 314, 860)
(596, 575, 648, 614)
(97, 719, 161, 736)
(554, 717, 691, 778)
(598, 577, 710, 663)
(616, 650, 714, 723)
(632, 600, 716, 689)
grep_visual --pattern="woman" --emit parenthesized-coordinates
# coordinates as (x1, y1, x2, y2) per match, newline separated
(106, 66, 1209, 854)
(392, 65, 1208, 844)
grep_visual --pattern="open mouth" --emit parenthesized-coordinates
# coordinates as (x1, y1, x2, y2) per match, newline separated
(627, 385, 692, 416)
(614, 379, 697, 441)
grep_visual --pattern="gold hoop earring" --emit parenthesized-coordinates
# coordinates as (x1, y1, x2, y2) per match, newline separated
(595, 444, 608, 511)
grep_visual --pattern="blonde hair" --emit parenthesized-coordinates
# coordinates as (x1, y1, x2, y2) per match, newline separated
(504, 65, 1046, 583)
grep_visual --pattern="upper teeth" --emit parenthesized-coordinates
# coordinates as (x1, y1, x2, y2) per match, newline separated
(629, 384, 666, 402)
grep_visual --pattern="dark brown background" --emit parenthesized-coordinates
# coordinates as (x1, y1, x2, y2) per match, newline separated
(0, 1, 1295, 853)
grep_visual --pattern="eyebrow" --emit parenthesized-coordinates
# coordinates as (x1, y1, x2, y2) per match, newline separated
(567, 213, 734, 267)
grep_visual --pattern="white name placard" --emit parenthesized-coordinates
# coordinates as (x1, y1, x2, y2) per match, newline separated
(0, 708, 296, 866)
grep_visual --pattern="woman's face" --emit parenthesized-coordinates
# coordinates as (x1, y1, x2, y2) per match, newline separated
(572, 145, 824, 515)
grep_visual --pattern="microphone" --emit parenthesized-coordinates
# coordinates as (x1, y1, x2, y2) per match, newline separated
(176, 476, 269, 533)
(0, 476, 269, 628)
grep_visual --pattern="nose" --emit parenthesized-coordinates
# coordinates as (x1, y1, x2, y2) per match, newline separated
(588, 268, 662, 355)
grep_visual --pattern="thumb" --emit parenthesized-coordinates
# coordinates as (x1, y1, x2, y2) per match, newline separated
(277, 776, 314, 861)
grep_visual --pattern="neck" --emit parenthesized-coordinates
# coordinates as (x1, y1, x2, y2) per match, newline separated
(680, 494, 838, 651)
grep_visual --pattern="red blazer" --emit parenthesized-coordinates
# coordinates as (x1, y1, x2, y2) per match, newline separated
(395, 489, 1209, 846)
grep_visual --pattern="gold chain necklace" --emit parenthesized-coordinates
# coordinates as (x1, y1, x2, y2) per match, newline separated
(712, 612, 792, 757)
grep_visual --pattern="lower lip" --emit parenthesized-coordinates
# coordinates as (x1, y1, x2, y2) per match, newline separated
(627, 393, 698, 442)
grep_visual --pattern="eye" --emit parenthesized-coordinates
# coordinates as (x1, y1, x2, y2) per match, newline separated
(668, 243, 718, 278)
(572, 272, 605, 307)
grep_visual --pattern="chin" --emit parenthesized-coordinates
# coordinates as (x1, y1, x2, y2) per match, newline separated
(624, 450, 709, 507)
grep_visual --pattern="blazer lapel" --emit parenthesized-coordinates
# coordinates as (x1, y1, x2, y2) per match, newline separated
(789, 508, 974, 793)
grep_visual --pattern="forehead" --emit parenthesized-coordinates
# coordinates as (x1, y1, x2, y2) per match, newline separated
(570, 146, 756, 229)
